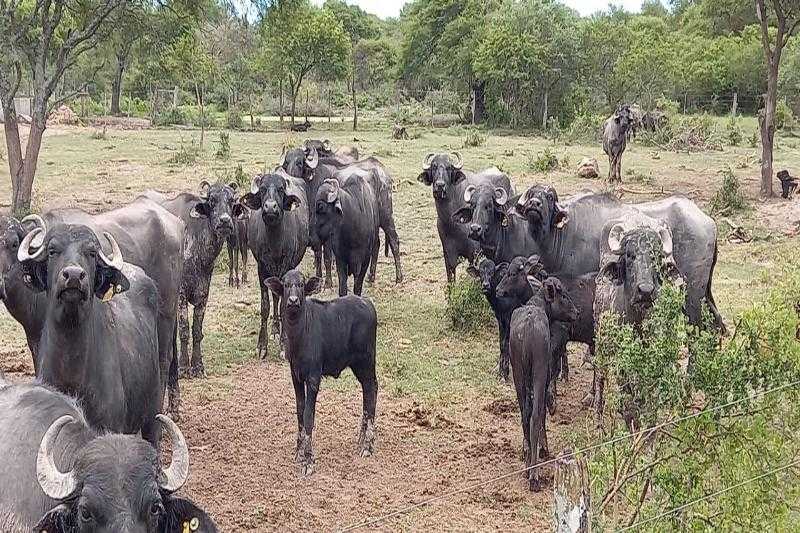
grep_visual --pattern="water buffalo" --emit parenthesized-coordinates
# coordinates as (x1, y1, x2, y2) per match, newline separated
(266, 270, 378, 476)
(226, 205, 250, 288)
(778, 170, 798, 199)
(602, 105, 634, 182)
(417, 153, 513, 282)
(303, 138, 359, 163)
(241, 171, 309, 359)
(507, 275, 578, 491)
(515, 186, 725, 331)
(315, 176, 378, 297)
(144, 181, 244, 378)
(17, 224, 162, 447)
(0, 379, 216, 532)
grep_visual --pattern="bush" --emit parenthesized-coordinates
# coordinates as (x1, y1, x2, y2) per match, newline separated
(192, 109, 216, 129)
(230, 163, 248, 188)
(166, 137, 200, 166)
(775, 100, 795, 130)
(153, 107, 188, 127)
(120, 96, 150, 117)
(563, 110, 606, 143)
(749, 129, 759, 148)
(89, 126, 108, 141)
(529, 148, 560, 173)
(445, 276, 493, 331)
(215, 131, 231, 160)
(709, 167, 748, 215)
(463, 129, 486, 148)
(639, 113, 722, 152)
(726, 116, 742, 146)
(226, 107, 243, 130)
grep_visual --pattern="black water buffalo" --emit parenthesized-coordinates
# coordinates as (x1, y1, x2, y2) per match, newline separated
(266, 270, 378, 476)
(241, 171, 309, 359)
(602, 105, 634, 182)
(315, 176, 379, 297)
(17, 224, 162, 446)
(515, 186, 724, 331)
(417, 153, 513, 282)
(506, 276, 577, 491)
(0, 379, 216, 532)
(227, 196, 250, 288)
(452, 183, 537, 264)
(778, 170, 798, 199)
(144, 181, 243, 378)
(303, 138, 359, 163)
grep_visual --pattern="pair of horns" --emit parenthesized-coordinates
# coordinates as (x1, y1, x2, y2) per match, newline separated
(421, 152, 462, 170)
(323, 179, 340, 203)
(463, 185, 508, 206)
(18, 221, 123, 271)
(608, 222, 673, 257)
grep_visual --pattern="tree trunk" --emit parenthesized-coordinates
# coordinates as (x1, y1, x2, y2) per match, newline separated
(305, 88, 309, 123)
(290, 83, 298, 127)
(279, 78, 284, 125)
(760, 64, 779, 198)
(542, 88, 549, 130)
(110, 53, 126, 116)
(195, 82, 204, 151)
(351, 76, 358, 131)
(3, 105, 25, 213)
(248, 93, 255, 129)
(731, 91, 738, 117)
(471, 81, 486, 125)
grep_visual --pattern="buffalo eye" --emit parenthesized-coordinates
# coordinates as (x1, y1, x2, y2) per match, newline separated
(149, 501, 165, 517)
(78, 506, 93, 523)
(48, 247, 59, 257)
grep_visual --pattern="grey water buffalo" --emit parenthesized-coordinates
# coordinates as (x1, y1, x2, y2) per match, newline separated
(315, 176, 378, 297)
(241, 171, 309, 359)
(144, 181, 243, 378)
(602, 105, 634, 182)
(417, 153, 513, 282)
(226, 205, 250, 288)
(515, 186, 724, 331)
(0, 379, 216, 532)
(265, 270, 378, 476)
(303, 138, 359, 163)
(17, 224, 162, 447)
(507, 275, 578, 491)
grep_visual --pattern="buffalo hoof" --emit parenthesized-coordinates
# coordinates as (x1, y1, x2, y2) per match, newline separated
(358, 419, 376, 457)
(367, 275, 376, 284)
(242, 274, 249, 285)
(168, 391, 181, 424)
(528, 474, 543, 492)
(270, 322, 281, 338)
(395, 274, 404, 284)
(257, 346, 268, 360)
(189, 365, 206, 379)
(581, 393, 594, 408)
(300, 459, 315, 477)
(178, 367, 192, 380)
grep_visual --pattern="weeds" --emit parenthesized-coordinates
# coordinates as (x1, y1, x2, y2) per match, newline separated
(445, 277, 493, 331)
(463, 129, 486, 148)
(749, 130, 759, 148)
(215, 131, 231, 160)
(166, 137, 201, 166)
(529, 148, 560, 172)
(226, 107, 243, 130)
(709, 167, 748, 215)
(726, 116, 742, 146)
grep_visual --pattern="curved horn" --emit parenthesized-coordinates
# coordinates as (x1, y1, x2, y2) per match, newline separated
(421, 152, 436, 170)
(97, 232, 123, 271)
(305, 146, 319, 169)
(494, 187, 509, 206)
(659, 225, 673, 257)
(278, 146, 288, 168)
(463, 184, 476, 203)
(17, 228, 46, 262)
(36, 415, 78, 500)
(451, 151, 463, 169)
(323, 178, 339, 203)
(251, 175, 262, 195)
(21, 214, 47, 249)
(157, 414, 190, 493)
(199, 180, 211, 199)
(608, 223, 626, 253)
(322, 139, 332, 152)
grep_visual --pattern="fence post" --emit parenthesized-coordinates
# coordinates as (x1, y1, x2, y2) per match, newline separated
(553, 449, 591, 533)
(731, 91, 738, 117)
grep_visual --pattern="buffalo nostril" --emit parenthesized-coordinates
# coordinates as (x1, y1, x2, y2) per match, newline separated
(470, 224, 481, 234)
(79, 271, 86, 281)
(638, 283, 655, 296)
(288, 296, 299, 305)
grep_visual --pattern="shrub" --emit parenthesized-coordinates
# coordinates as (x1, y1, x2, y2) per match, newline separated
(193, 110, 216, 129)
(215, 131, 231, 160)
(226, 107, 243, 130)
(166, 137, 200, 166)
(153, 107, 188, 127)
(749, 129, 759, 148)
(775, 100, 795, 130)
(231, 163, 248, 188)
(529, 148, 560, 173)
(564, 110, 606, 143)
(89, 126, 108, 141)
(463, 129, 486, 148)
(726, 116, 742, 146)
(709, 167, 748, 215)
(444, 276, 493, 331)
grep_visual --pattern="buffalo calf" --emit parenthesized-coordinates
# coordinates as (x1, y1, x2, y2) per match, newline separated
(266, 269, 378, 476)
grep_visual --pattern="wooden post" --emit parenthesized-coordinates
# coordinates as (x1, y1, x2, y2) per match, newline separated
(553, 449, 591, 533)
(731, 91, 738, 117)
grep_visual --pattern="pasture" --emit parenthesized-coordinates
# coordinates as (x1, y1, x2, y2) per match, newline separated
(1, 120, 798, 530)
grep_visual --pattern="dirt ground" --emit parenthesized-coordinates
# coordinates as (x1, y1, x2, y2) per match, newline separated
(1, 122, 798, 531)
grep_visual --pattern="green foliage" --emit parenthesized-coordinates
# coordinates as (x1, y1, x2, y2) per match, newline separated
(726, 115, 743, 146)
(749, 129, 759, 147)
(215, 131, 231, 161)
(153, 107, 188, 127)
(89, 127, 108, 141)
(775, 100, 796, 130)
(444, 276, 493, 331)
(231, 163, 248, 188)
(528, 148, 560, 172)
(562, 109, 605, 143)
(226, 107, 243, 130)
(463, 129, 486, 147)
(709, 167, 748, 214)
(166, 137, 201, 166)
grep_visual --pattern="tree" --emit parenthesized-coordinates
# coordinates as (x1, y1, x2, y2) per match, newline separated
(262, 2, 350, 126)
(0, 0, 125, 214)
(167, 31, 215, 149)
(755, 0, 800, 197)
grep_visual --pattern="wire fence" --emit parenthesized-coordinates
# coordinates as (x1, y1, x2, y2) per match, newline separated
(339, 378, 800, 532)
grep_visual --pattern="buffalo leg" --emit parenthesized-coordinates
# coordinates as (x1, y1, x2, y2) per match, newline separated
(515, 378, 531, 465)
(353, 360, 378, 457)
(190, 302, 207, 378)
(443, 243, 458, 283)
(177, 295, 190, 378)
(354, 260, 369, 296)
(528, 387, 545, 492)
(313, 243, 323, 279)
(299, 375, 321, 476)
(291, 372, 306, 461)
(141, 415, 161, 451)
(323, 244, 334, 289)
(227, 239, 237, 287)
(383, 221, 403, 284)
(367, 235, 379, 284)
(271, 291, 281, 339)
(336, 258, 349, 297)
(167, 342, 181, 423)
(257, 263, 270, 360)
(240, 243, 249, 285)
(498, 317, 511, 383)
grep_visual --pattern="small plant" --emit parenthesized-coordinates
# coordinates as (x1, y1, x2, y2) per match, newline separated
(561, 154, 571, 169)
(445, 276, 493, 331)
(775, 100, 795, 130)
(230, 163, 248, 188)
(628, 169, 654, 185)
(153, 107, 187, 127)
(89, 126, 108, 140)
(529, 148, 560, 173)
(226, 107, 243, 130)
(725, 116, 742, 146)
(749, 130, 759, 148)
(215, 131, 231, 160)
(463, 129, 486, 148)
(709, 167, 748, 215)
(166, 137, 201, 166)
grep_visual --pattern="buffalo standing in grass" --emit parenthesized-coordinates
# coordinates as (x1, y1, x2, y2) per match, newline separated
(0, 378, 216, 532)
(417, 152, 513, 282)
(602, 105, 634, 182)
(266, 270, 378, 476)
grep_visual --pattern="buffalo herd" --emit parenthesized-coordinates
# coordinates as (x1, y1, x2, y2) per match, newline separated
(0, 137, 724, 529)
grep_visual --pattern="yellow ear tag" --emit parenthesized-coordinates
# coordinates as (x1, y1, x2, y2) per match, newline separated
(502, 216, 509, 227)
(182, 522, 190, 533)
(102, 286, 115, 302)
(190, 517, 200, 531)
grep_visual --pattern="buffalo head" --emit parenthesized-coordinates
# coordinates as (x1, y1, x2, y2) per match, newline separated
(0, 215, 24, 300)
(18, 223, 129, 319)
(280, 144, 318, 180)
(540, 277, 580, 323)
(466, 256, 508, 296)
(495, 255, 547, 300)
(451, 183, 511, 247)
(313, 178, 344, 244)
(417, 152, 466, 200)
(191, 181, 242, 238)
(34, 414, 217, 532)
(241, 173, 302, 227)
(514, 185, 568, 237)
(303, 139, 334, 158)
(265, 269, 322, 320)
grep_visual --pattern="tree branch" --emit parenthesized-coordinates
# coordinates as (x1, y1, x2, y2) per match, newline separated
(756, 0, 775, 61)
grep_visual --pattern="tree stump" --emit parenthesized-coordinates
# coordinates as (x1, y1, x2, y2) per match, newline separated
(553, 449, 591, 533)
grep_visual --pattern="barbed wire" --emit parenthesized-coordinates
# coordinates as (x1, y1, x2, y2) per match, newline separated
(339, 378, 800, 532)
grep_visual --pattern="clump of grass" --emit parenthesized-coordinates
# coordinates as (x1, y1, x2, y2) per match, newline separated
(626, 168, 654, 185)
(226, 107, 243, 130)
(709, 167, 748, 215)
(463, 129, 486, 148)
(231, 163, 248, 188)
(445, 276, 493, 331)
(215, 131, 231, 160)
(529, 147, 560, 173)
(749, 130, 759, 148)
(90, 126, 108, 140)
(561, 154, 571, 169)
(166, 137, 201, 166)
(725, 116, 742, 146)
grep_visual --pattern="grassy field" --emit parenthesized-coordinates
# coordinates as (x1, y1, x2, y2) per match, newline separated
(1, 118, 798, 530)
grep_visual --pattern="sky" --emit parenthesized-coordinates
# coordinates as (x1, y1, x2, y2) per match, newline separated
(311, 0, 653, 18)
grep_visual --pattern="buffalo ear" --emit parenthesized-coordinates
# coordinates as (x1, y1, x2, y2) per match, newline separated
(21, 262, 48, 292)
(164, 496, 219, 533)
(190, 202, 211, 219)
(240, 192, 262, 211)
(34, 504, 71, 533)
(285, 194, 302, 212)
(334, 199, 343, 215)
(417, 171, 433, 186)
(232, 203, 247, 219)
(451, 207, 473, 224)
(600, 257, 624, 285)
(305, 276, 323, 296)
(466, 265, 479, 278)
(553, 208, 569, 229)
(544, 279, 557, 302)
(95, 264, 130, 302)
(265, 277, 283, 297)
(453, 170, 467, 185)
